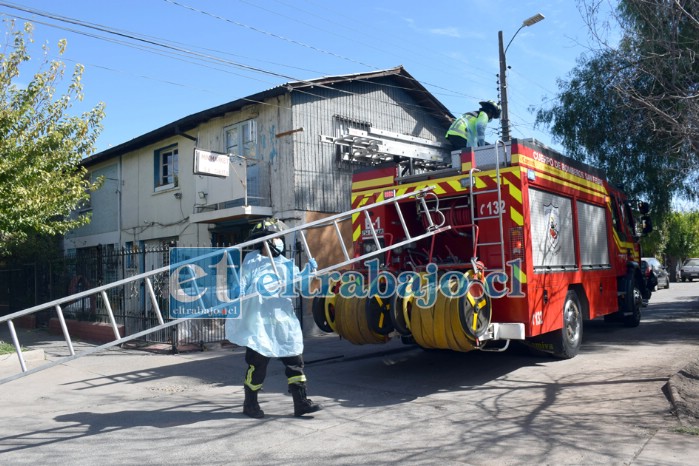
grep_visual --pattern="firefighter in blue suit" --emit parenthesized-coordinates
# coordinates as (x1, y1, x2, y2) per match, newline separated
(226, 218, 323, 419)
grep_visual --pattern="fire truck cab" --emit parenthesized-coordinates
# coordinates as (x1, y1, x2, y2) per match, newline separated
(312, 138, 652, 359)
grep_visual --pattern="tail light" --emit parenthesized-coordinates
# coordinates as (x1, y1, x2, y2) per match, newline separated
(510, 227, 524, 261)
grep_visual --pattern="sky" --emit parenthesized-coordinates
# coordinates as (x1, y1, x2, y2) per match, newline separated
(0, 0, 613, 154)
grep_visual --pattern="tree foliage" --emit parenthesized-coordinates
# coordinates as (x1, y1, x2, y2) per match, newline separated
(664, 210, 699, 260)
(535, 0, 699, 217)
(0, 21, 105, 255)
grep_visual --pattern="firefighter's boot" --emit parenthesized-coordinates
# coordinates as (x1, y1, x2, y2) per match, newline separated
(243, 386, 264, 419)
(289, 383, 323, 417)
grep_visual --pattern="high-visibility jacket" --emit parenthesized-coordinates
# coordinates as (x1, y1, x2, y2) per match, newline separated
(445, 110, 490, 147)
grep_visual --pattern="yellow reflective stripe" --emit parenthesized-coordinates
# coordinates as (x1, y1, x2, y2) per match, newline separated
(511, 263, 527, 284)
(447, 180, 464, 192)
(352, 195, 371, 242)
(353, 176, 394, 191)
(517, 156, 607, 197)
(288, 375, 307, 385)
(353, 224, 362, 242)
(510, 206, 524, 226)
(611, 228, 636, 253)
(534, 171, 607, 199)
(244, 365, 263, 391)
(433, 184, 447, 195)
(506, 178, 522, 203)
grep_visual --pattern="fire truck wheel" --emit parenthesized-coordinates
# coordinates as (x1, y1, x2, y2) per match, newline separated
(365, 295, 394, 335)
(311, 296, 335, 333)
(622, 277, 642, 328)
(552, 290, 583, 359)
(389, 294, 412, 336)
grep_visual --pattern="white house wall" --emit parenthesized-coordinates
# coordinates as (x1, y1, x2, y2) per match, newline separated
(119, 135, 208, 246)
(64, 162, 120, 249)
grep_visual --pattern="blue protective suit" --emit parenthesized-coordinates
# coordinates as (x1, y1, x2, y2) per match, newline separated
(225, 250, 304, 357)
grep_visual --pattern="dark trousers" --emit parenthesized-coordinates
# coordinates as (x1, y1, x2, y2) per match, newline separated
(446, 134, 469, 150)
(244, 347, 306, 391)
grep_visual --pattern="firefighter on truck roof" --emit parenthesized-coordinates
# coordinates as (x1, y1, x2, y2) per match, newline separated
(446, 100, 501, 149)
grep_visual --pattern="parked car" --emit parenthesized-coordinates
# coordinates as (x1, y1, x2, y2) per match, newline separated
(681, 258, 699, 282)
(642, 257, 669, 290)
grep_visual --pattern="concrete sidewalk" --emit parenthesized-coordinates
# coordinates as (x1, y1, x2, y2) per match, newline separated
(1, 326, 698, 465)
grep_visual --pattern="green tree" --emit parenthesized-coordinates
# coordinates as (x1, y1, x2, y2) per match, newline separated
(535, 0, 699, 217)
(665, 211, 699, 260)
(0, 21, 105, 255)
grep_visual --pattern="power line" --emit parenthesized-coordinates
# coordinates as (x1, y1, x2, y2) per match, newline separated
(0, 1, 492, 142)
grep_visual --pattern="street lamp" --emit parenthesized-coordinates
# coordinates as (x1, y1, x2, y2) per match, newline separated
(498, 13, 545, 141)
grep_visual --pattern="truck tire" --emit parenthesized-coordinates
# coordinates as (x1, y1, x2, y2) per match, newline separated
(551, 290, 583, 359)
(621, 276, 642, 328)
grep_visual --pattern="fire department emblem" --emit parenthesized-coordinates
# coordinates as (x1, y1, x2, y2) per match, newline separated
(543, 203, 560, 253)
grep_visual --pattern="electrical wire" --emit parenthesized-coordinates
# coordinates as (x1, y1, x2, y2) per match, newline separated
(0, 1, 507, 140)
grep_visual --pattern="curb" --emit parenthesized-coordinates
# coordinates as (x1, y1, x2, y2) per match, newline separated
(664, 362, 699, 428)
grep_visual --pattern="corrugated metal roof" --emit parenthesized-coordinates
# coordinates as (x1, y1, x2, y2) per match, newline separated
(82, 65, 453, 166)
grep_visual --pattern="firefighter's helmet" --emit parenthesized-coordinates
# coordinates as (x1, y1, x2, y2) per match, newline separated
(248, 218, 287, 257)
(479, 100, 501, 119)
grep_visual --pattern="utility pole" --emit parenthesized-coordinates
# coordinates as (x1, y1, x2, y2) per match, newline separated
(498, 30, 510, 141)
(498, 13, 545, 142)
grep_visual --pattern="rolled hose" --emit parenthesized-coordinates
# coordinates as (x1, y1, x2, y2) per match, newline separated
(329, 273, 486, 351)
(334, 296, 388, 345)
(410, 280, 476, 352)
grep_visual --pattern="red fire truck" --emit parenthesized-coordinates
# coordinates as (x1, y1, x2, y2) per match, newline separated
(312, 138, 652, 358)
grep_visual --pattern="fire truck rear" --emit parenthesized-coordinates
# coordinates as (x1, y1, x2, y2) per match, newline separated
(312, 138, 652, 358)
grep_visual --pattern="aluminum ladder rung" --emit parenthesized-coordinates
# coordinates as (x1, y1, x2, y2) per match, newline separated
(472, 188, 501, 195)
(473, 215, 501, 221)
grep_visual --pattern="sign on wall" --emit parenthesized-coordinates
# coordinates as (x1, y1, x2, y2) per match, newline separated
(193, 148, 230, 178)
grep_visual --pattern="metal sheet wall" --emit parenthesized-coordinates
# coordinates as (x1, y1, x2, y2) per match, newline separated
(289, 78, 448, 213)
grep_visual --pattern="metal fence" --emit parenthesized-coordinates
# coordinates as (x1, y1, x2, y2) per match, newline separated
(0, 245, 226, 346)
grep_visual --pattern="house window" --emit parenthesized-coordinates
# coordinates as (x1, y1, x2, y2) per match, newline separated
(154, 144, 179, 190)
(78, 172, 93, 212)
(225, 120, 257, 159)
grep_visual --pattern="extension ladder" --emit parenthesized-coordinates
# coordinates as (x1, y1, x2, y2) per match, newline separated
(469, 140, 508, 273)
(0, 186, 450, 384)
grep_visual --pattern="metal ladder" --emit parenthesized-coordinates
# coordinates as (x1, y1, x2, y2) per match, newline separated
(468, 140, 508, 272)
(0, 186, 450, 384)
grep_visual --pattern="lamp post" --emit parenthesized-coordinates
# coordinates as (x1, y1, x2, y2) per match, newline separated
(498, 13, 545, 142)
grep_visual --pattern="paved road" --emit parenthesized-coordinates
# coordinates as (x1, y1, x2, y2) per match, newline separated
(1, 283, 698, 465)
